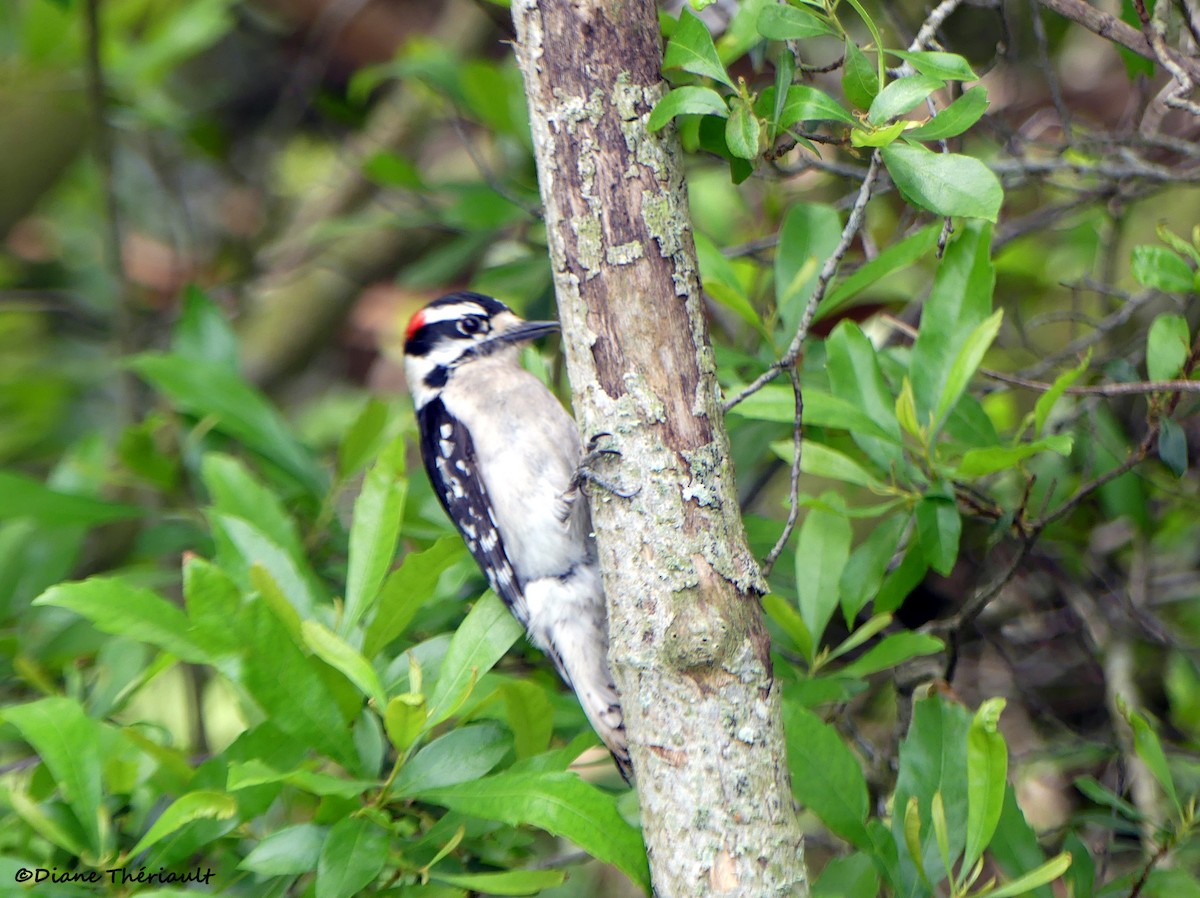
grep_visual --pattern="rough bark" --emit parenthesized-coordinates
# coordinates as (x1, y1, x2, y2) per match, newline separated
(510, 2, 808, 896)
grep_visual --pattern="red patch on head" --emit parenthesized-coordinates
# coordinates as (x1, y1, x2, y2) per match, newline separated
(405, 309, 427, 342)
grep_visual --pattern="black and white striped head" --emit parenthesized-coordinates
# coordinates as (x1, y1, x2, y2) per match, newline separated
(403, 292, 559, 409)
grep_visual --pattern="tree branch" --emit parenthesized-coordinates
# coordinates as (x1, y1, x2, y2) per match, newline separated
(511, 2, 807, 895)
(1035, 0, 1200, 83)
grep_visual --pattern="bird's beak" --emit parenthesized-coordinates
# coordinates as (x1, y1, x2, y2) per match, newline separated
(472, 318, 560, 357)
(496, 319, 560, 345)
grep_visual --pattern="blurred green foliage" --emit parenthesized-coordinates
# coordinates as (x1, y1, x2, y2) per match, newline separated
(1, 0, 1199, 896)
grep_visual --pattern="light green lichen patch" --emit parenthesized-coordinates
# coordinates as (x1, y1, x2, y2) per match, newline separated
(572, 213, 604, 277)
(607, 240, 644, 265)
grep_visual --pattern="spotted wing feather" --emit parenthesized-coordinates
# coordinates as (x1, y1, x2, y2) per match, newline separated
(417, 398, 528, 625)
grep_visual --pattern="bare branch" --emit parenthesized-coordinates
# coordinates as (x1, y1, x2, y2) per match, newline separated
(723, 151, 882, 411)
(1035, 0, 1200, 83)
(761, 367, 804, 577)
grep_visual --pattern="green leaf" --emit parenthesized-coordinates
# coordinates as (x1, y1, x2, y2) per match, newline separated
(316, 817, 389, 898)
(892, 694, 972, 894)
(392, 723, 511, 795)
(881, 143, 1003, 222)
(429, 869, 566, 896)
(916, 494, 961, 575)
(211, 512, 319, 618)
(648, 86, 729, 131)
(240, 824, 327, 876)
(935, 307, 1004, 426)
(821, 224, 940, 320)
(850, 120, 907, 148)
(0, 471, 140, 526)
(338, 398, 392, 479)
(907, 85, 988, 141)
(502, 680, 555, 758)
(1132, 245, 1195, 293)
(842, 40, 879, 109)
(7, 788, 89, 857)
(130, 353, 327, 497)
(725, 97, 761, 159)
(427, 591, 524, 724)
(837, 632, 944, 678)
(889, 50, 978, 81)
(769, 440, 885, 491)
(775, 203, 841, 332)
(239, 598, 357, 765)
(763, 592, 814, 661)
(756, 4, 838, 40)
(343, 438, 407, 633)
(1063, 832, 1094, 898)
(384, 693, 427, 753)
(783, 704, 870, 847)
(909, 221, 995, 422)
(826, 321, 904, 471)
(795, 501, 851, 646)
(415, 771, 650, 892)
(874, 543, 928, 614)
(183, 555, 242, 656)
(1125, 706, 1182, 817)
(1158, 223, 1200, 264)
(776, 84, 857, 127)
(201, 453, 305, 565)
(988, 852, 1072, 898)
(867, 74, 944, 124)
(1146, 313, 1191, 381)
(364, 537, 466, 657)
(731, 384, 900, 443)
(1074, 775, 1142, 819)
(34, 577, 209, 663)
(770, 44, 796, 139)
(362, 151, 424, 189)
(663, 8, 734, 87)
(1, 698, 104, 855)
(957, 435, 1073, 477)
(128, 791, 237, 857)
(812, 853, 879, 898)
(301, 620, 387, 709)
(696, 231, 762, 329)
(932, 792, 952, 882)
(989, 787, 1053, 898)
(1158, 416, 1188, 477)
(1034, 351, 1090, 434)
(839, 514, 908, 621)
(226, 759, 377, 798)
(963, 698, 1008, 873)
(172, 286, 239, 370)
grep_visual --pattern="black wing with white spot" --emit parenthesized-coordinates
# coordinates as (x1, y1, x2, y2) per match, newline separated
(417, 398, 528, 625)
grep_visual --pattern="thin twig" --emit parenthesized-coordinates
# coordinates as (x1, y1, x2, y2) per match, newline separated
(723, 151, 882, 411)
(1136, 0, 1200, 117)
(983, 369, 1200, 396)
(762, 367, 803, 577)
(1035, 0, 1200, 83)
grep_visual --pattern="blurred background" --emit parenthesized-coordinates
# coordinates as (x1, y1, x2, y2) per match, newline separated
(1, 0, 1200, 894)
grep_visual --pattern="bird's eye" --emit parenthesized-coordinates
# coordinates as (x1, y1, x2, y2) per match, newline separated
(457, 317, 487, 336)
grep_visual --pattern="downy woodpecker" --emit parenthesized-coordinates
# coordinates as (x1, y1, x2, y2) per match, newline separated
(403, 292, 631, 780)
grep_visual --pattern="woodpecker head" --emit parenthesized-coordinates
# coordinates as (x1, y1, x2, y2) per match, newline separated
(403, 292, 559, 409)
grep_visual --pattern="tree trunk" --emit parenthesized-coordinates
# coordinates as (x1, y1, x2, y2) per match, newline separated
(510, 2, 808, 896)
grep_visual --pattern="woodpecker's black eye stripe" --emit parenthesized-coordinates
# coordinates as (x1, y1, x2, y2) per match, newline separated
(405, 319, 475, 357)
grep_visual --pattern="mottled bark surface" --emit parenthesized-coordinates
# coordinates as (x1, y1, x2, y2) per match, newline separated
(511, 2, 808, 896)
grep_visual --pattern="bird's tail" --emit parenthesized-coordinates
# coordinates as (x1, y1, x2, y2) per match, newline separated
(549, 623, 632, 782)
